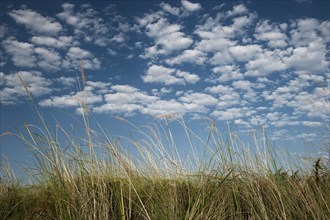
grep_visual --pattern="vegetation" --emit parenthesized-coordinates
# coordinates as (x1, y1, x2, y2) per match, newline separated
(0, 67, 329, 219)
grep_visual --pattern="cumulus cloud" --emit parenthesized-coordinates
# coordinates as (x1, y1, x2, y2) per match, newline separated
(2, 1, 329, 135)
(196, 38, 235, 53)
(143, 18, 193, 57)
(206, 85, 234, 94)
(212, 107, 243, 121)
(141, 99, 185, 116)
(34, 47, 62, 71)
(245, 50, 288, 77)
(39, 85, 102, 108)
(93, 85, 158, 115)
(62, 46, 101, 70)
(288, 89, 330, 119)
(206, 85, 240, 109)
(2, 38, 36, 67)
(285, 41, 328, 72)
(226, 4, 249, 17)
(166, 49, 207, 66)
(57, 2, 127, 47)
(179, 92, 217, 111)
(211, 65, 243, 82)
(94, 87, 217, 117)
(2, 37, 102, 71)
(9, 8, 62, 35)
(255, 20, 288, 48)
(181, 0, 201, 12)
(1, 71, 52, 105)
(142, 65, 199, 85)
(30, 36, 74, 48)
(3, 38, 62, 71)
(54, 77, 77, 87)
(229, 44, 262, 62)
(232, 80, 252, 90)
(160, 2, 181, 16)
(290, 18, 329, 47)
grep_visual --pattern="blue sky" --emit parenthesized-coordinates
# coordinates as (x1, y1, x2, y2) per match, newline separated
(0, 0, 329, 173)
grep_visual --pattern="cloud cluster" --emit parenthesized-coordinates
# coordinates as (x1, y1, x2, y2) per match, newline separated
(2, 37, 100, 71)
(1, 1, 328, 141)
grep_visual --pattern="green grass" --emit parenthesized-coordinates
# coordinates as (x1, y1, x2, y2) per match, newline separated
(1, 70, 329, 219)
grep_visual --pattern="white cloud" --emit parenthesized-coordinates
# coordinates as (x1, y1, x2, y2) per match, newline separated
(212, 65, 243, 82)
(152, 87, 173, 96)
(226, 4, 249, 17)
(206, 85, 234, 94)
(30, 36, 74, 48)
(142, 65, 199, 85)
(3, 38, 103, 71)
(196, 38, 235, 52)
(54, 76, 76, 87)
(206, 85, 240, 109)
(212, 108, 243, 121)
(319, 21, 330, 43)
(301, 121, 322, 127)
(266, 112, 280, 121)
(144, 18, 193, 56)
(250, 115, 268, 126)
(290, 18, 326, 47)
(9, 8, 62, 35)
(287, 89, 330, 119)
(57, 3, 112, 46)
(1, 71, 52, 105)
(39, 86, 102, 108)
(142, 65, 181, 85)
(297, 71, 324, 83)
(57, 3, 80, 26)
(166, 49, 207, 65)
(160, 2, 181, 16)
(136, 11, 164, 27)
(94, 88, 216, 117)
(229, 44, 262, 62)
(210, 51, 233, 65)
(86, 81, 111, 90)
(175, 70, 200, 84)
(232, 80, 252, 90)
(2, 38, 36, 67)
(35, 47, 62, 71)
(181, 0, 201, 12)
(255, 20, 287, 48)
(2, 37, 63, 71)
(179, 92, 217, 107)
(245, 50, 288, 77)
(195, 11, 256, 40)
(62, 46, 101, 70)
(141, 99, 185, 116)
(93, 85, 158, 115)
(108, 85, 157, 105)
(285, 41, 328, 72)
(66, 47, 93, 59)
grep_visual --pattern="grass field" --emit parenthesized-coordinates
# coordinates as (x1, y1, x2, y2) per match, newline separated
(1, 71, 329, 220)
(1, 114, 329, 220)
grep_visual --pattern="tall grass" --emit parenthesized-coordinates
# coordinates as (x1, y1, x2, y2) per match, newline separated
(0, 67, 329, 219)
